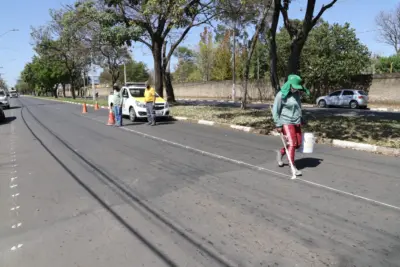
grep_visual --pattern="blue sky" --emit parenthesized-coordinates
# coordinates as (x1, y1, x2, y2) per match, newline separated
(0, 0, 398, 86)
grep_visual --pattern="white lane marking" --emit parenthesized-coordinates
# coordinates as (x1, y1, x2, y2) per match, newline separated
(12, 164, 18, 167)
(12, 223, 22, 229)
(12, 193, 20, 197)
(11, 177, 17, 181)
(11, 244, 23, 251)
(10, 184, 18, 188)
(88, 116, 400, 212)
(10, 206, 20, 211)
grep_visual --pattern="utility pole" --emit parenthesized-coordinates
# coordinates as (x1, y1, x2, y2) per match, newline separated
(90, 53, 95, 101)
(124, 63, 127, 85)
(82, 71, 86, 101)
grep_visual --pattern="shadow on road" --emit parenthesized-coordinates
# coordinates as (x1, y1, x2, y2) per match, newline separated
(8, 106, 21, 110)
(295, 157, 323, 170)
(0, 116, 17, 124)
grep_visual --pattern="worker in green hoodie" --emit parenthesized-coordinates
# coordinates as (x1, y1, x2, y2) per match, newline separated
(272, 74, 310, 176)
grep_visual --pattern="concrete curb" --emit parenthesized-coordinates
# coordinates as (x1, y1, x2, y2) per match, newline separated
(27, 96, 399, 157)
(172, 116, 399, 157)
(176, 98, 400, 112)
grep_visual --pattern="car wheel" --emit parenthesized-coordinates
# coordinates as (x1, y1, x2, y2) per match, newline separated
(350, 101, 358, 109)
(318, 100, 327, 108)
(129, 107, 137, 122)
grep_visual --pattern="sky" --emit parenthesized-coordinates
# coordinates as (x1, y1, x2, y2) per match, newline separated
(0, 0, 398, 87)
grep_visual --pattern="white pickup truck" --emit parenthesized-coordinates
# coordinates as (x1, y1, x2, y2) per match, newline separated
(108, 83, 170, 122)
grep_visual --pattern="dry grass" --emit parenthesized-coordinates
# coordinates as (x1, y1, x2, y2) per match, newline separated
(172, 105, 400, 148)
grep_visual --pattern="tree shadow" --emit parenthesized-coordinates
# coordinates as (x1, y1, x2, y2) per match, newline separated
(295, 157, 323, 170)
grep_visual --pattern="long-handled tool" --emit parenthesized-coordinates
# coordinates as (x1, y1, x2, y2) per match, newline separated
(280, 132, 297, 180)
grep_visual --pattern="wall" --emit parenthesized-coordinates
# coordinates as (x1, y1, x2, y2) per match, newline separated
(171, 74, 400, 103)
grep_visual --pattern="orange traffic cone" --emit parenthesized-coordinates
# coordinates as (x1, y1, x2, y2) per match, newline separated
(94, 101, 99, 110)
(82, 103, 87, 113)
(107, 108, 115, 126)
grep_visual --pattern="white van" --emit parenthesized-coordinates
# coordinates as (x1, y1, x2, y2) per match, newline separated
(108, 83, 170, 122)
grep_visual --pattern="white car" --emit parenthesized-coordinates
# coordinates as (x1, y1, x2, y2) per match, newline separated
(108, 83, 170, 122)
(0, 90, 10, 109)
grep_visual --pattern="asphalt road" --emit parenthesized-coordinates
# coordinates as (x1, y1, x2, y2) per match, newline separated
(0, 97, 399, 267)
(177, 99, 400, 120)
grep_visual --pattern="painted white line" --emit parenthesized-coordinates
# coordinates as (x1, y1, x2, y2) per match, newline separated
(12, 164, 18, 167)
(230, 125, 253, 132)
(174, 116, 188, 120)
(11, 177, 17, 181)
(11, 244, 23, 251)
(12, 223, 22, 229)
(10, 184, 18, 188)
(12, 193, 20, 197)
(86, 116, 400, 212)
(198, 120, 215, 126)
(10, 206, 20, 211)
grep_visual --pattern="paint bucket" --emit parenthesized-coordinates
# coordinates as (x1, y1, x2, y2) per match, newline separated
(300, 132, 315, 153)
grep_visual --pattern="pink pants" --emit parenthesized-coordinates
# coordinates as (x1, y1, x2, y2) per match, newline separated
(280, 124, 302, 164)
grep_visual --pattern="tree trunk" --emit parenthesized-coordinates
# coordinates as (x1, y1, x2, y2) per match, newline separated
(163, 62, 175, 102)
(286, 39, 305, 75)
(62, 84, 66, 98)
(162, 41, 175, 102)
(53, 84, 58, 98)
(232, 24, 237, 102)
(152, 39, 164, 97)
(241, 4, 271, 109)
(269, 0, 281, 94)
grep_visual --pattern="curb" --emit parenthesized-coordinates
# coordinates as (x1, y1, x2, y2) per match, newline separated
(172, 116, 399, 157)
(27, 96, 399, 157)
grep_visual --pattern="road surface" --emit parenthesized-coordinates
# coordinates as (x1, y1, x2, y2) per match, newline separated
(0, 97, 399, 267)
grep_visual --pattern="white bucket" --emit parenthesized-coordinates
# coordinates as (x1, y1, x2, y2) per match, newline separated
(300, 132, 315, 153)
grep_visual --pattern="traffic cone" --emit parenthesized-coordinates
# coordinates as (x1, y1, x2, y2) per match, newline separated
(94, 101, 99, 110)
(107, 108, 115, 126)
(82, 103, 87, 113)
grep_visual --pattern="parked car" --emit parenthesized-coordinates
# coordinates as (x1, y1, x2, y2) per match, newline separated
(316, 89, 369, 109)
(108, 83, 170, 122)
(9, 89, 18, 98)
(0, 90, 10, 109)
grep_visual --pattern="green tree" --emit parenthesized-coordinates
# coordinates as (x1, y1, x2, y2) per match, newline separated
(89, 0, 215, 102)
(31, 6, 91, 99)
(118, 58, 150, 84)
(0, 76, 8, 90)
(375, 55, 400, 74)
(212, 30, 232, 80)
(198, 27, 214, 81)
(276, 21, 371, 99)
(173, 46, 199, 82)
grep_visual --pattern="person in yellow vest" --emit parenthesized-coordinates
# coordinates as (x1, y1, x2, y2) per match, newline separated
(144, 81, 156, 126)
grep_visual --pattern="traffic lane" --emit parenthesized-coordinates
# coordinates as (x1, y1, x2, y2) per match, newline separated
(18, 97, 400, 266)
(1, 105, 209, 267)
(20, 97, 400, 209)
(52, 97, 400, 208)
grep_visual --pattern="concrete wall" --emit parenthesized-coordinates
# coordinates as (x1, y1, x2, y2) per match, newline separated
(59, 74, 400, 103)
(172, 80, 276, 101)
(171, 74, 400, 103)
(367, 73, 400, 103)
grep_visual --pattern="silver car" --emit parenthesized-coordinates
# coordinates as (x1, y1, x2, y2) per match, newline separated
(0, 90, 10, 109)
(316, 89, 369, 109)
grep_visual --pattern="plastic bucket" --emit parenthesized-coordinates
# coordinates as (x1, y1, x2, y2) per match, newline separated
(300, 132, 315, 153)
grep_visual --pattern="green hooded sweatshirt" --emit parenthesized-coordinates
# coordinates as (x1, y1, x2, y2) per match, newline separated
(272, 74, 309, 127)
